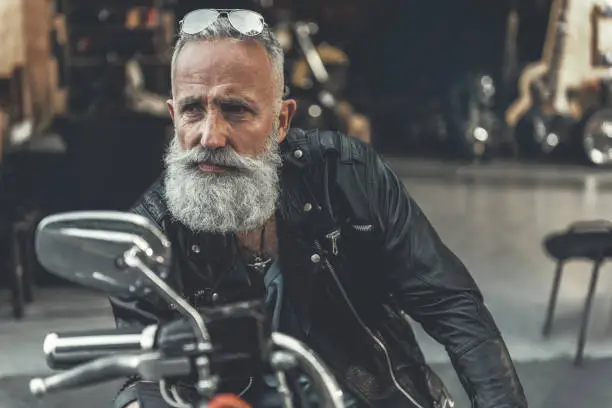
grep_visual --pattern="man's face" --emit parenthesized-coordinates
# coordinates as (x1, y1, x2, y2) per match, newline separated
(169, 38, 293, 155)
(164, 39, 296, 234)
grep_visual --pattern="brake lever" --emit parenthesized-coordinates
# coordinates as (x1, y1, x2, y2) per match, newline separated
(29, 351, 192, 396)
(30, 352, 152, 396)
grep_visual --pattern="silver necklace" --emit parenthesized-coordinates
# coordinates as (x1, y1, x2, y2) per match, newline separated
(246, 223, 273, 273)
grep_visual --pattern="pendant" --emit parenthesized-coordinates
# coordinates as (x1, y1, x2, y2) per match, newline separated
(249, 255, 273, 273)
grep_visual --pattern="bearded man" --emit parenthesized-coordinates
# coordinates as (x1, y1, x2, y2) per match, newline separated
(110, 9, 527, 408)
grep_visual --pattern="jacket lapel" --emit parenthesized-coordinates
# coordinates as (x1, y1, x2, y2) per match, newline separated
(276, 146, 327, 335)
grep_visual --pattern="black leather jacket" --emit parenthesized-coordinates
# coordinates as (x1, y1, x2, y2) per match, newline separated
(110, 128, 527, 408)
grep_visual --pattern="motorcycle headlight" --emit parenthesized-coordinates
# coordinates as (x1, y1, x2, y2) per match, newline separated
(582, 108, 612, 165)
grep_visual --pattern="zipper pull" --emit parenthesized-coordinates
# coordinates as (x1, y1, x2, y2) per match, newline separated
(325, 229, 341, 256)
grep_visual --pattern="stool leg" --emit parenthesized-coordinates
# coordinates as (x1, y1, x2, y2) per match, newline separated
(20, 226, 34, 303)
(11, 225, 24, 319)
(542, 262, 564, 337)
(574, 261, 602, 366)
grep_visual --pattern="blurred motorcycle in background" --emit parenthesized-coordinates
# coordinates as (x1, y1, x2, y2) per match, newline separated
(268, 5, 372, 144)
(445, 71, 515, 161)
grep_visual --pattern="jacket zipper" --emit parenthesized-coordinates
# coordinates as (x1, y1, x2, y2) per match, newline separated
(238, 376, 253, 397)
(351, 224, 374, 232)
(313, 241, 425, 408)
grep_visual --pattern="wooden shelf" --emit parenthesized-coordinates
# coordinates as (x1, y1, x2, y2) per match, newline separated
(70, 23, 159, 29)
(68, 55, 168, 67)
(60, 0, 160, 12)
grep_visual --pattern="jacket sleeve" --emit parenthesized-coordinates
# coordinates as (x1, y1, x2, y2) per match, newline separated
(370, 155, 527, 408)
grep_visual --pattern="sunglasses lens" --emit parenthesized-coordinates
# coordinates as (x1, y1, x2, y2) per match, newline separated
(228, 10, 264, 36)
(182, 9, 219, 35)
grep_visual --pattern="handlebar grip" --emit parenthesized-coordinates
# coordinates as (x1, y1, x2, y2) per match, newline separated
(44, 325, 158, 369)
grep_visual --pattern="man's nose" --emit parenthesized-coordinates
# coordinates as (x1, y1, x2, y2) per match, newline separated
(199, 111, 229, 149)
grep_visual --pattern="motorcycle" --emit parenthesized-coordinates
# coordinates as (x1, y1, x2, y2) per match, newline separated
(28, 210, 345, 408)
(445, 71, 515, 161)
(270, 10, 371, 144)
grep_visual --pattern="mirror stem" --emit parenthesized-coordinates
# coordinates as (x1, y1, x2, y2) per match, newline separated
(123, 247, 211, 345)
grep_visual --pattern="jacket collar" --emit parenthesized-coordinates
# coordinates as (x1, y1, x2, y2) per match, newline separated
(279, 127, 312, 169)
(277, 128, 326, 228)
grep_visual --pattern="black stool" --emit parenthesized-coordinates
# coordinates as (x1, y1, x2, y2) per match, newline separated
(1, 132, 67, 319)
(542, 220, 612, 366)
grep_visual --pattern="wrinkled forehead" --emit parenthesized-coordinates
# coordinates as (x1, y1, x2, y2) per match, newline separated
(172, 39, 276, 103)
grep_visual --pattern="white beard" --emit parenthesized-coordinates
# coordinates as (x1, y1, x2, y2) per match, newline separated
(163, 130, 282, 234)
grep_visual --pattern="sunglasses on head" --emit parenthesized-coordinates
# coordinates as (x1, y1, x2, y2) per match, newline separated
(180, 9, 266, 37)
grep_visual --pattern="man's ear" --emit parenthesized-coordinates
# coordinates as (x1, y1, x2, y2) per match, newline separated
(277, 99, 297, 142)
(167, 99, 175, 121)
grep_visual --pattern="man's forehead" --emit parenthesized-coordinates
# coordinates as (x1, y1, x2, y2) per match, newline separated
(173, 39, 275, 98)
(176, 87, 258, 106)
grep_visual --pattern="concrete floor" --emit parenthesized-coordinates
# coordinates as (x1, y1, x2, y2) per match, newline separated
(395, 159, 612, 365)
(2, 159, 612, 407)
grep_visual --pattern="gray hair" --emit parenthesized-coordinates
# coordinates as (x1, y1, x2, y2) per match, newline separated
(171, 16, 285, 104)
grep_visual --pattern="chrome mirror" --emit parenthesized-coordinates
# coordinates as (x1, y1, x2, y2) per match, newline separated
(35, 211, 171, 297)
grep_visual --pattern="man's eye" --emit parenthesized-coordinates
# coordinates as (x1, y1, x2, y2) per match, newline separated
(223, 104, 250, 115)
(183, 105, 201, 116)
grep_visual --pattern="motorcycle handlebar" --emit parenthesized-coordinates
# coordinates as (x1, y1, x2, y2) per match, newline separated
(35, 328, 344, 408)
(271, 333, 344, 408)
(44, 325, 158, 369)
